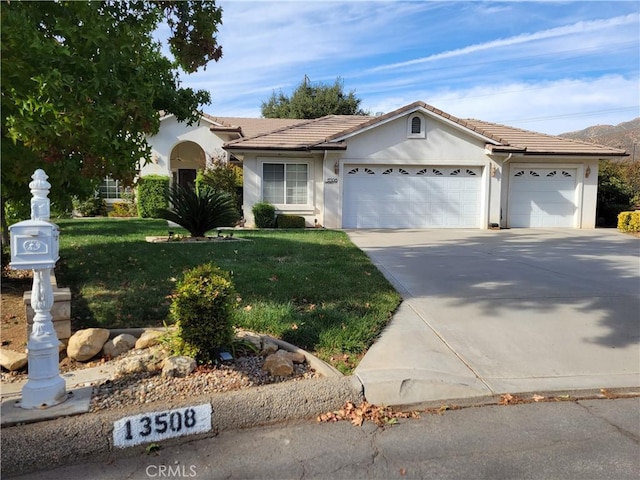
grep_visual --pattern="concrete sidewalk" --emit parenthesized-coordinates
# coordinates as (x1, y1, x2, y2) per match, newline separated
(352, 228, 640, 407)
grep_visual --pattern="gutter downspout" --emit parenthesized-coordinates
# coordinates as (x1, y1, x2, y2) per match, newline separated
(500, 153, 513, 228)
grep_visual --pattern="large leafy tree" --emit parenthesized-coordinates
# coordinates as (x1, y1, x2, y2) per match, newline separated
(1, 0, 223, 241)
(261, 77, 368, 119)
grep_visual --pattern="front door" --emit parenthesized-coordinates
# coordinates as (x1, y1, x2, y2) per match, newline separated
(178, 169, 197, 189)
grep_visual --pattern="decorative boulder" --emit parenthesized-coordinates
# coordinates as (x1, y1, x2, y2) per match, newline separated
(162, 356, 197, 378)
(102, 333, 136, 358)
(0, 348, 28, 371)
(263, 350, 294, 377)
(67, 328, 109, 362)
(235, 330, 262, 350)
(261, 338, 279, 356)
(114, 347, 168, 375)
(135, 329, 165, 349)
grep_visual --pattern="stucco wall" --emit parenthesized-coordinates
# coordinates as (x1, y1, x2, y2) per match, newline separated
(140, 116, 225, 177)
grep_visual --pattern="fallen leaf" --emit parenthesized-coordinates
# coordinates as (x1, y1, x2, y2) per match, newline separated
(532, 394, 545, 402)
(400, 468, 407, 476)
(243, 305, 252, 311)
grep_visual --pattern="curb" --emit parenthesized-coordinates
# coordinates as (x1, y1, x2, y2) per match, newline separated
(1, 375, 364, 477)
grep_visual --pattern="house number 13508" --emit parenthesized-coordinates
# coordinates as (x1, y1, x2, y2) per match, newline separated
(113, 404, 212, 448)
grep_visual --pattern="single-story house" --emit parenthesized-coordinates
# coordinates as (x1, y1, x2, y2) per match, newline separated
(224, 101, 628, 229)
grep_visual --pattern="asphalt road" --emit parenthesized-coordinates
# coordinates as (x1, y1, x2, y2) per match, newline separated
(8, 396, 639, 480)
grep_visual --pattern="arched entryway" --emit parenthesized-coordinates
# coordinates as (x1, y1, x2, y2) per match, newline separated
(170, 141, 206, 188)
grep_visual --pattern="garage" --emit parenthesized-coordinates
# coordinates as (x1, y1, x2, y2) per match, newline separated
(343, 165, 482, 228)
(508, 167, 578, 227)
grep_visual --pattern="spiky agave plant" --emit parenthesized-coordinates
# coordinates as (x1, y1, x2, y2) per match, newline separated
(160, 184, 240, 237)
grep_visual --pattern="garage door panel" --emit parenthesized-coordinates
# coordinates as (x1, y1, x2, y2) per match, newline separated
(509, 167, 578, 228)
(343, 165, 481, 228)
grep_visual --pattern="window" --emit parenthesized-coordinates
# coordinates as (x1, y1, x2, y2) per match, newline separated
(263, 163, 308, 204)
(99, 177, 123, 199)
(407, 114, 426, 138)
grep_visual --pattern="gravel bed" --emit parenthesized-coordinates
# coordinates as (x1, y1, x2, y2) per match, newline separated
(90, 355, 319, 412)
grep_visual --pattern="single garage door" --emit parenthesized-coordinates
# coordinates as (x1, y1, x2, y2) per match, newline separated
(343, 165, 481, 228)
(509, 167, 578, 227)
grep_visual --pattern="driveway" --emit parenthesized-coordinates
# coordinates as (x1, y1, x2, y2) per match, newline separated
(350, 229, 640, 406)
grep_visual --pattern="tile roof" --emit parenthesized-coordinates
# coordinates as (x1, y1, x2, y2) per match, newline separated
(224, 115, 375, 150)
(221, 102, 628, 157)
(205, 116, 304, 139)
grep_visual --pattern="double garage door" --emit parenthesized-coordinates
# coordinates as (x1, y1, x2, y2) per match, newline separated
(343, 165, 482, 228)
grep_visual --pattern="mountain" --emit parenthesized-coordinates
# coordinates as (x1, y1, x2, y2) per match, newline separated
(559, 118, 640, 161)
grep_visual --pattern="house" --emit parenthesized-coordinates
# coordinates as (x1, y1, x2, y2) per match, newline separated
(137, 113, 302, 189)
(224, 101, 628, 229)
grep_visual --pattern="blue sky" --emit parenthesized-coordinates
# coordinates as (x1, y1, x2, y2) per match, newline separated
(166, 1, 639, 135)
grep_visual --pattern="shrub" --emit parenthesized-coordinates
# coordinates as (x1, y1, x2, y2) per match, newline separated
(276, 214, 306, 229)
(252, 202, 275, 228)
(137, 175, 169, 218)
(196, 158, 243, 215)
(73, 195, 107, 217)
(617, 211, 640, 233)
(169, 263, 236, 363)
(159, 184, 240, 237)
(108, 202, 137, 217)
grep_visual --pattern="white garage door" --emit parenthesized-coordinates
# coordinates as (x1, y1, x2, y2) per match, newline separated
(343, 165, 481, 228)
(509, 167, 578, 227)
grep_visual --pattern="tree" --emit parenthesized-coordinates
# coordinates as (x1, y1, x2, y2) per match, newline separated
(261, 77, 368, 119)
(596, 160, 636, 227)
(1, 1, 223, 243)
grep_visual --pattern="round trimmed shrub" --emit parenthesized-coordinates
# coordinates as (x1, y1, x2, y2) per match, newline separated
(252, 202, 276, 228)
(169, 263, 236, 363)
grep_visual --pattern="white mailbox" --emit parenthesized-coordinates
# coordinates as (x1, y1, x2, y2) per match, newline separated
(9, 219, 60, 270)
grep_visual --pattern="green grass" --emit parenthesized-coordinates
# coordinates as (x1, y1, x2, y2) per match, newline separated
(55, 218, 401, 373)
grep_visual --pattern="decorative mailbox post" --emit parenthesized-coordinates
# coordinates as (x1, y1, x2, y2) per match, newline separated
(9, 169, 67, 409)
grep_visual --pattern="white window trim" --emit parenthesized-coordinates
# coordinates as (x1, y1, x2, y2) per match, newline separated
(407, 114, 426, 138)
(259, 159, 313, 209)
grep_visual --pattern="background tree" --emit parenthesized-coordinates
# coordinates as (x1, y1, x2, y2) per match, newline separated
(261, 76, 368, 119)
(1, 1, 223, 243)
(596, 160, 638, 227)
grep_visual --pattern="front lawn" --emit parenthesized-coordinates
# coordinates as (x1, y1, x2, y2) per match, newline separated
(55, 218, 401, 372)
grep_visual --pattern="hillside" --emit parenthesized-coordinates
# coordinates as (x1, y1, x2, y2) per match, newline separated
(560, 118, 639, 161)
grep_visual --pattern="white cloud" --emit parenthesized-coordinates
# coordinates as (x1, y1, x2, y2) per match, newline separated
(173, 2, 639, 134)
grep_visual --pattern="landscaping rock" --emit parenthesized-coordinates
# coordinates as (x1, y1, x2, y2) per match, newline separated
(0, 348, 28, 371)
(161, 356, 197, 378)
(102, 333, 136, 359)
(261, 339, 279, 356)
(263, 351, 294, 377)
(134, 329, 165, 349)
(114, 347, 168, 375)
(67, 328, 109, 362)
(235, 330, 262, 351)
(285, 351, 306, 364)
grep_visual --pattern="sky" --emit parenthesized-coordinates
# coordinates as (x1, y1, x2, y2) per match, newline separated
(164, 0, 640, 135)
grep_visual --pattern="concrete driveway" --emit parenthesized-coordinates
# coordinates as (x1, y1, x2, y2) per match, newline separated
(350, 229, 640, 406)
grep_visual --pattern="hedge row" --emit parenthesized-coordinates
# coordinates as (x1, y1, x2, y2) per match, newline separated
(617, 211, 640, 233)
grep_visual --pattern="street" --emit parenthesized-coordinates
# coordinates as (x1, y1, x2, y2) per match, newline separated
(9, 396, 639, 480)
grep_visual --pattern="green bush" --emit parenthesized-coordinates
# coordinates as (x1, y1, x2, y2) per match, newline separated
(73, 195, 107, 217)
(168, 263, 236, 363)
(108, 202, 137, 217)
(196, 159, 243, 215)
(252, 202, 275, 228)
(159, 184, 240, 237)
(276, 214, 306, 229)
(617, 211, 640, 233)
(137, 175, 169, 218)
